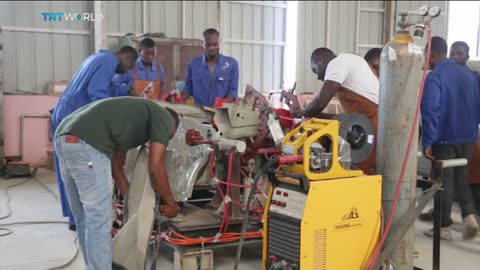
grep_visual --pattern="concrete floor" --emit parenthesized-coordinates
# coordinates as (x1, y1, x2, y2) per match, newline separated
(0, 169, 479, 270)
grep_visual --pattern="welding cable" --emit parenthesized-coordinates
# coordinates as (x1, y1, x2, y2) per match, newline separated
(0, 177, 63, 234)
(0, 176, 80, 269)
(46, 235, 79, 270)
(209, 149, 230, 234)
(216, 183, 229, 234)
(0, 179, 31, 224)
(220, 151, 238, 233)
(226, 152, 234, 195)
(234, 157, 279, 270)
(162, 150, 270, 247)
(214, 178, 270, 189)
(252, 213, 264, 222)
(366, 27, 433, 270)
(247, 169, 269, 198)
(214, 164, 229, 233)
(230, 200, 264, 211)
(211, 152, 269, 189)
(223, 151, 235, 233)
(208, 148, 228, 233)
(215, 155, 269, 210)
(278, 115, 295, 122)
(206, 149, 229, 234)
(209, 149, 217, 177)
(32, 175, 60, 200)
(161, 228, 262, 245)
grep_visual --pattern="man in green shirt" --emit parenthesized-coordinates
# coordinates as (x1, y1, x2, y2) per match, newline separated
(54, 97, 181, 270)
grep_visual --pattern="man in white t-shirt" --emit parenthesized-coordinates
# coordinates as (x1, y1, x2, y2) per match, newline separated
(303, 48, 379, 174)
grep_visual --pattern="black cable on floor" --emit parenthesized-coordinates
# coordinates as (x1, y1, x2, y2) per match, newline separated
(0, 175, 79, 269)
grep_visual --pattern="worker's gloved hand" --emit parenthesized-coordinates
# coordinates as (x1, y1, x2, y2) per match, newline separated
(160, 202, 181, 218)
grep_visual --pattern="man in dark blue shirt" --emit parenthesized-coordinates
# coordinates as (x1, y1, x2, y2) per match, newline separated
(181, 28, 239, 107)
(51, 45, 137, 229)
(421, 36, 480, 240)
(451, 41, 480, 222)
(421, 41, 480, 224)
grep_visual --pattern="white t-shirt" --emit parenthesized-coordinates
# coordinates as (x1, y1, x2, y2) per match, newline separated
(324, 53, 379, 104)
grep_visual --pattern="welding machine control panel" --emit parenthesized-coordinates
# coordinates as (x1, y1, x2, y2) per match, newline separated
(270, 187, 307, 220)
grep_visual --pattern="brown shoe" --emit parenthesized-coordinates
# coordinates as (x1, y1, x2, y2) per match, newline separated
(424, 227, 453, 241)
(463, 214, 479, 240)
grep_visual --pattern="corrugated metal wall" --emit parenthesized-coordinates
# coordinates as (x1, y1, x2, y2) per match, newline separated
(296, 1, 326, 93)
(358, 1, 387, 56)
(295, 0, 449, 93)
(221, 1, 287, 95)
(296, 1, 387, 93)
(1, 1, 449, 95)
(104, 0, 285, 95)
(0, 1, 93, 94)
(1, 0, 285, 96)
(104, 1, 219, 49)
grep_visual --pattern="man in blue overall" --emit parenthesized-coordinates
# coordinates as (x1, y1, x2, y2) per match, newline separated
(50, 45, 137, 230)
(421, 36, 480, 240)
(181, 28, 239, 107)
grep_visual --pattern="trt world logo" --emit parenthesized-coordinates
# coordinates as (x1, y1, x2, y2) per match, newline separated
(42, 12, 104, 22)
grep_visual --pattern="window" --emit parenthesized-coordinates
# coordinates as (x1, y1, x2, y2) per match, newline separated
(447, 1, 480, 59)
(283, 1, 298, 89)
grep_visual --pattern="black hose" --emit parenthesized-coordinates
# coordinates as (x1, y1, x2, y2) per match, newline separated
(233, 158, 279, 270)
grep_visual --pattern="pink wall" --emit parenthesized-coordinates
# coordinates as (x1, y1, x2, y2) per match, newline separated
(4, 95, 59, 167)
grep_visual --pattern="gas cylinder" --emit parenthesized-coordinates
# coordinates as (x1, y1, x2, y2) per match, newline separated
(376, 30, 424, 270)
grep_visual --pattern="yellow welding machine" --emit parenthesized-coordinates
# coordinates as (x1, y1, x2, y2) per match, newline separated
(262, 118, 382, 270)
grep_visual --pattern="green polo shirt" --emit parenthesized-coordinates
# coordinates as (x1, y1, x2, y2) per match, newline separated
(55, 97, 173, 158)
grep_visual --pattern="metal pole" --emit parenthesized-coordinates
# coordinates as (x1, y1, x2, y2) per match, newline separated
(431, 157, 443, 270)
(430, 158, 467, 270)
(433, 188, 442, 270)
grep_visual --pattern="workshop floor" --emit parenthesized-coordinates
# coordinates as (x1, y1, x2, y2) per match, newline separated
(0, 169, 479, 270)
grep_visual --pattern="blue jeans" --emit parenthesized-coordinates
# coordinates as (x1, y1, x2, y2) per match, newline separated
(51, 123, 75, 225)
(53, 149, 75, 225)
(55, 135, 113, 270)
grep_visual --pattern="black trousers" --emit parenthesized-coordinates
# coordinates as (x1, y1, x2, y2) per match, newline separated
(471, 184, 480, 214)
(432, 144, 477, 227)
